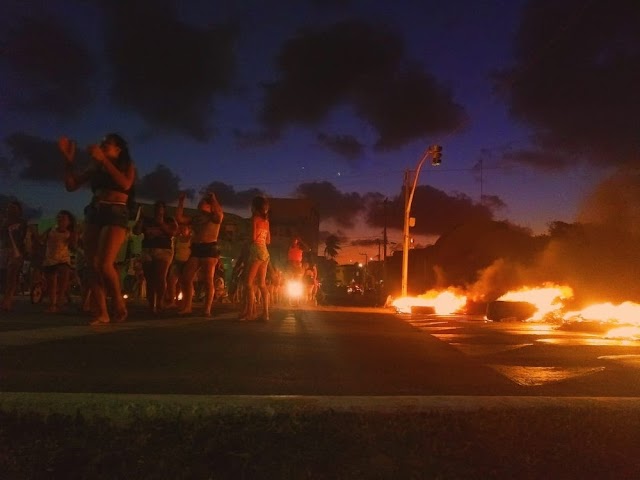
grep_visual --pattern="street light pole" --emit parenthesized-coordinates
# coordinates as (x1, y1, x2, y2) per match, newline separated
(401, 145, 442, 297)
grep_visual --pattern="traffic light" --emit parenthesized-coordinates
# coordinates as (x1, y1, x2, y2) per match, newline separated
(431, 145, 442, 166)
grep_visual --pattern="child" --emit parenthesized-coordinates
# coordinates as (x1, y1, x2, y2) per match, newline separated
(41, 210, 77, 313)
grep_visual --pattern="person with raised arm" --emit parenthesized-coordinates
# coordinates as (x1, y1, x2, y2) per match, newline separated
(174, 191, 223, 317)
(59, 133, 136, 325)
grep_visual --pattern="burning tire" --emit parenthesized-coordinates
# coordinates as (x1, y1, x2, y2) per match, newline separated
(486, 300, 537, 322)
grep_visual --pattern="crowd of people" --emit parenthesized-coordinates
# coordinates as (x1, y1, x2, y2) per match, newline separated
(0, 133, 319, 325)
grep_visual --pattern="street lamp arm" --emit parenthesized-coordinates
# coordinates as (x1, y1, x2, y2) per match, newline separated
(401, 145, 440, 297)
(406, 146, 432, 215)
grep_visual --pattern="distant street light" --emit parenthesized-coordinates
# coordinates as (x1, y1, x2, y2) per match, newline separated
(401, 145, 442, 297)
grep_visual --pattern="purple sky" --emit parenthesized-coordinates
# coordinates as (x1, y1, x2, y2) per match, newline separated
(1, 0, 638, 261)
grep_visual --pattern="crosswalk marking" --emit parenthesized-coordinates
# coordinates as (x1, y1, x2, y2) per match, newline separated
(488, 365, 605, 386)
(598, 354, 640, 368)
(449, 342, 532, 357)
(397, 313, 640, 387)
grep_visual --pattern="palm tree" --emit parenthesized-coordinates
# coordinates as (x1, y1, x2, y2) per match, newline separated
(323, 234, 341, 260)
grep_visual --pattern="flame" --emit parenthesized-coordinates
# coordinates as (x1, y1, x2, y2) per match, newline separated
(391, 281, 640, 341)
(497, 284, 573, 320)
(605, 326, 640, 340)
(562, 301, 640, 340)
(392, 289, 467, 315)
(563, 301, 640, 325)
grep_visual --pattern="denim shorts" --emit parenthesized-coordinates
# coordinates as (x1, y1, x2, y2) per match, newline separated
(190, 242, 220, 258)
(84, 202, 129, 229)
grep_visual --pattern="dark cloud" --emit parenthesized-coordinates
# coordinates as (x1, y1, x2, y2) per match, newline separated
(310, 0, 352, 8)
(200, 181, 264, 209)
(317, 133, 364, 164)
(495, 0, 640, 168)
(349, 237, 381, 248)
(294, 181, 366, 228)
(319, 229, 349, 245)
(260, 20, 467, 150)
(498, 147, 577, 172)
(3, 133, 66, 182)
(2, 15, 96, 117)
(136, 164, 194, 203)
(354, 64, 468, 150)
(102, 0, 237, 141)
(366, 185, 498, 236)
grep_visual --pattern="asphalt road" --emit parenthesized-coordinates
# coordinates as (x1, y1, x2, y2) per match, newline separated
(1, 297, 640, 397)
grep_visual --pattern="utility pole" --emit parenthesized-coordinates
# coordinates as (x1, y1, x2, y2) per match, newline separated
(401, 145, 442, 297)
(383, 198, 388, 293)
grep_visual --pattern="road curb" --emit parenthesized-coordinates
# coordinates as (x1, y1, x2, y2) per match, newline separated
(1, 393, 639, 424)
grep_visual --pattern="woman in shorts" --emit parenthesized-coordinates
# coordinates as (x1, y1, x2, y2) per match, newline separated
(60, 133, 136, 325)
(133, 201, 178, 314)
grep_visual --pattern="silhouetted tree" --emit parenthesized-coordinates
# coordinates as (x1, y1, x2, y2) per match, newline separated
(323, 234, 341, 260)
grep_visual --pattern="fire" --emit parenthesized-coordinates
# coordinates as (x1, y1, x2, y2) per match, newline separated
(562, 301, 640, 339)
(497, 284, 573, 320)
(392, 289, 467, 315)
(563, 302, 640, 325)
(605, 326, 640, 340)
(391, 281, 640, 341)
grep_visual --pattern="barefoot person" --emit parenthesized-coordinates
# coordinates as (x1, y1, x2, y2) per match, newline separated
(166, 223, 192, 307)
(239, 196, 271, 321)
(174, 191, 223, 317)
(133, 201, 178, 314)
(60, 133, 136, 325)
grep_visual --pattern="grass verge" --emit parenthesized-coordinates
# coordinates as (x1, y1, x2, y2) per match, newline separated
(1, 406, 639, 479)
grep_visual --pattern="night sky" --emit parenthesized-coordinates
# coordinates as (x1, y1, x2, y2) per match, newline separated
(1, 0, 639, 262)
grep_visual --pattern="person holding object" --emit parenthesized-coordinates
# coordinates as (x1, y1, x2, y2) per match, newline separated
(0, 201, 28, 312)
(174, 191, 223, 317)
(59, 133, 136, 325)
